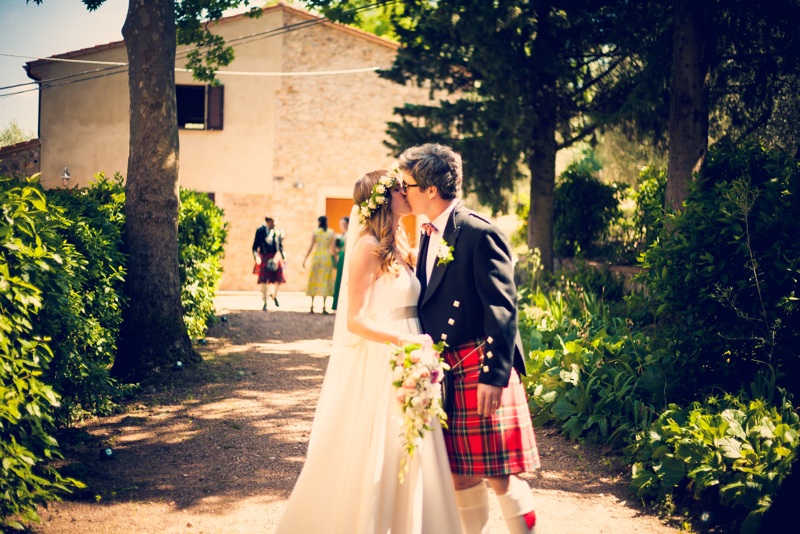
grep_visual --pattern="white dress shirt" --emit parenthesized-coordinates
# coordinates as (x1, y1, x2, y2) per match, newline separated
(424, 201, 458, 283)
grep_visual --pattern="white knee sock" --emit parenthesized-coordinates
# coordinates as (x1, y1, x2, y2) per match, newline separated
(454, 482, 491, 534)
(260, 284, 268, 301)
(497, 476, 537, 534)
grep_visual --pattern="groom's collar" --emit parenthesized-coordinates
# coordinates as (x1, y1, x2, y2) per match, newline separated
(429, 200, 459, 232)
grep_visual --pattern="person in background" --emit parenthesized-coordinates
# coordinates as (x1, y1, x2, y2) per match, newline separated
(252, 215, 286, 311)
(302, 215, 336, 314)
(331, 216, 349, 311)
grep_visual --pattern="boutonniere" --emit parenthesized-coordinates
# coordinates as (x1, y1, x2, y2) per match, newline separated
(436, 238, 455, 266)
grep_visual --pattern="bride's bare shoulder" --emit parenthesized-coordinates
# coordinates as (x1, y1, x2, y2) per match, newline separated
(352, 234, 380, 252)
(350, 235, 381, 269)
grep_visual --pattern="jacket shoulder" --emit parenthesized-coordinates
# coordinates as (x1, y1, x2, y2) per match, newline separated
(467, 211, 492, 225)
(455, 206, 492, 229)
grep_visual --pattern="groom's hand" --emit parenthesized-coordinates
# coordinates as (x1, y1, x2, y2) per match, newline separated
(476, 383, 503, 417)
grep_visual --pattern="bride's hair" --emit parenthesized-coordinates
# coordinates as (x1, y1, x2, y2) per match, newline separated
(354, 170, 414, 276)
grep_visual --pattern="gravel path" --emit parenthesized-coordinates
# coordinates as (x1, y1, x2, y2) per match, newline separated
(32, 292, 680, 534)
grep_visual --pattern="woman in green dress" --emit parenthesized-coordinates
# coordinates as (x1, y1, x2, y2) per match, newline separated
(331, 216, 349, 311)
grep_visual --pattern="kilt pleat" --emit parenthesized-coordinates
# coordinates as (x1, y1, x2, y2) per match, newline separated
(257, 252, 286, 284)
(442, 341, 540, 477)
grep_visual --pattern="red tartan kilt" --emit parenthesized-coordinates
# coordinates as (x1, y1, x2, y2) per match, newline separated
(255, 253, 286, 284)
(441, 341, 541, 477)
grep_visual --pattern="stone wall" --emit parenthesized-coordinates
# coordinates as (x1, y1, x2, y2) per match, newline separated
(25, 5, 433, 293)
(222, 9, 433, 292)
(0, 139, 41, 179)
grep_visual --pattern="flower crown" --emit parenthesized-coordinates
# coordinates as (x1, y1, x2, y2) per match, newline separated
(358, 168, 401, 223)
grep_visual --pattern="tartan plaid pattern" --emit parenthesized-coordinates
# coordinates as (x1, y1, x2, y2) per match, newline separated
(256, 252, 286, 284)
(442, 341, 541, 477)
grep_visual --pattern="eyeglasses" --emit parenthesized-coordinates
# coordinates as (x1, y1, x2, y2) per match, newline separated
(400, 182, 421, 192)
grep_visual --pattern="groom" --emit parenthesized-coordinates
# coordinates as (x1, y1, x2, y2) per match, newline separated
(399, 144, 540, 534)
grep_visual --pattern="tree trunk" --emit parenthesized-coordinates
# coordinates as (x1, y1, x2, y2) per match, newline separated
(527, 90, 557, 273)
(113, 0, 199, 380)
(528, 139, 556, 272)
(666, 0, 710, 211)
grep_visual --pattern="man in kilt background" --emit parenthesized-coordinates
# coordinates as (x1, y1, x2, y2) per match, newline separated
(252, 215, 286, 311)
(399, 144, 540, 534)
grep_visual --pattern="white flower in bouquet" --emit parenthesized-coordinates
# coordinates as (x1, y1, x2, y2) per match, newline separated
(389, 335, 450, 482)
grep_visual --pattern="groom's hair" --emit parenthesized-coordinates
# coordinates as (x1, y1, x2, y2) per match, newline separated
(398, 143, 462, 200)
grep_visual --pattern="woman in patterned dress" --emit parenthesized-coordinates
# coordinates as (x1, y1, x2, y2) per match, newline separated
(302, 215, 336, 314)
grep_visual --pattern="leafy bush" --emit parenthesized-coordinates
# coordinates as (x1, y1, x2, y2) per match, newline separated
(178, 189, 228, 340)
(519, 282, 664, 449)
(40, 174, 127, 423)
(630, 166, 666, 254)
(638, 143, 800, 401)
(554, 152, 621, 257)
(627, 394, 800, 533)
(0, 177, 84, 528)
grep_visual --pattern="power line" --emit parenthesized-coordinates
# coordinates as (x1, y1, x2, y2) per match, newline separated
(0, 53, 126, 66)
(0, 63, 385, 99)
(0, 1, 395, 95)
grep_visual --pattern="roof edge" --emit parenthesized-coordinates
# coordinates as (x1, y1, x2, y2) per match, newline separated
(25, 2, 396, 73)
(0, 138, 41, 156)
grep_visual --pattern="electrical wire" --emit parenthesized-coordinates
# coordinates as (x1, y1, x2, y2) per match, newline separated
(0, 1, 396, 97)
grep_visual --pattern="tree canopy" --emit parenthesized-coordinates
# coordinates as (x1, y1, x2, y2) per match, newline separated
(0, 120, 35, 148)
(310, 0, 659, 270)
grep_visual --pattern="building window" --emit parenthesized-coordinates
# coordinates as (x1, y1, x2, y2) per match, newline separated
(176, 85, 224, 130)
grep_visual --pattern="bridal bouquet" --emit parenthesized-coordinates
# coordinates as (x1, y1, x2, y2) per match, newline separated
(390, 335, 449, 482)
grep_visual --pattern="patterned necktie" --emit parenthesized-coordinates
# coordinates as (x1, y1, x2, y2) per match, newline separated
(421, 222, 439, 236)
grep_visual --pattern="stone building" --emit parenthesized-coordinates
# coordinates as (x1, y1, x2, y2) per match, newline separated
(0, 139, 41, 179)
(24, 3, 431, 291)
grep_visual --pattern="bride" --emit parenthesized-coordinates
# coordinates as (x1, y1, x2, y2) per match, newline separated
(275, 170, 462, 533)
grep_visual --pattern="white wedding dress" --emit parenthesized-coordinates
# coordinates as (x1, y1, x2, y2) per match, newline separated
(276, 228, 462, 533)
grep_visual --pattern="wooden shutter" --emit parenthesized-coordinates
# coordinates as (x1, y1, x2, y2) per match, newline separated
(207, 85, 224, 130)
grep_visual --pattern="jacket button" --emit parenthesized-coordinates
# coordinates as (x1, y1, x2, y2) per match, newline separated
(453, 300, 460, 307)
(486, 351, 493, 359)
(448, 318, 455, 325)
(441, 333, 448, 341)
(487, 336, 494, 344)
(483, 365, 490, 373)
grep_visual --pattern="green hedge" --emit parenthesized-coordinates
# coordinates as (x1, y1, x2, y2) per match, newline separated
(554, 152, 621, 258)
(520, 143, 800, 533)
(1, 175, 227, 528)
(41, 175, 127, 423)
(0, 177, 85, 528)
(178, 189, 228, 340)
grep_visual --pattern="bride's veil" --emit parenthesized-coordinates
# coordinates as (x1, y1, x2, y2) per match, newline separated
(303, 204, 363, 456)
(329, 204, 363, 352)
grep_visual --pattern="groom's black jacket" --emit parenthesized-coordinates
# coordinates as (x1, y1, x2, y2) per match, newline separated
(416, 202, 526, 388)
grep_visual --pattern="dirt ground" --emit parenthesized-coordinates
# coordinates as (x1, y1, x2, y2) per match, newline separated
(32, 291, 682, 534)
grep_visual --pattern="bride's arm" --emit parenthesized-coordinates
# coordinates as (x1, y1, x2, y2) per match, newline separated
(346, 236, 415, 346)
